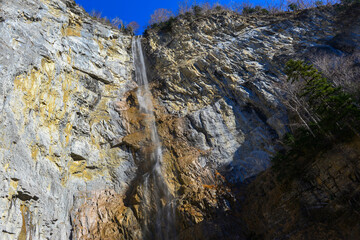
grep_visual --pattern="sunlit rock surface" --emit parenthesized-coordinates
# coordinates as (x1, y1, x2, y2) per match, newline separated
(0, 0, 136, 238)
(0, 0, 359, 239)
(144, 6, 338, 183)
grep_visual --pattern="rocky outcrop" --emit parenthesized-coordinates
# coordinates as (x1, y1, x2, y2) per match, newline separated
(71, 189, 141, 240)
(0, 0, 137, 238)
(144, 6, 339, 183)
(1, 0, 359, 239)
(143, 4, 360, 238)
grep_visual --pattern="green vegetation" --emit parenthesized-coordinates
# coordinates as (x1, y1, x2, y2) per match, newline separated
(148, 16, 176, 33)
(315, 0, 324, 7)
(288, 3, 299, 11)
(192, 5, 203, 16)
(272, 60, 360, 182)
(243, 6, 270, 15)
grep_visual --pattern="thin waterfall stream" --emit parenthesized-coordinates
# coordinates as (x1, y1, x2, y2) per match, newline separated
(132, 36, 176, 239)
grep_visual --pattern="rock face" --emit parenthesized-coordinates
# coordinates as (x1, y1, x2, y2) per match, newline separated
(143, 6, 339, 183)
(142, 4, 360, 238)
(0, 0, 137, 239)
(0, 0, 359, 239)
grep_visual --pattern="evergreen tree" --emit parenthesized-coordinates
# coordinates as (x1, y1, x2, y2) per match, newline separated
(272, 60, 360, 182)
(285, 59, 360, 136)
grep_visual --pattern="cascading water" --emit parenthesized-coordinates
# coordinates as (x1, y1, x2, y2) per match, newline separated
(132, 36, 176, 240)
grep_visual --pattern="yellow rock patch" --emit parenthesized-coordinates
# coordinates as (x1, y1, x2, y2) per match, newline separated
(31, 144, 39, 161)
(61, 13, 83, 37)
(4, 163, 9, 172)
(18, 204, 28, 240)
(9, 179, 19, 199)
(68, 160, 105, 182)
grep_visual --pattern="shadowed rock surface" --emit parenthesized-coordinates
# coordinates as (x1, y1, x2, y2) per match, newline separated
(242, 137, 360, 240)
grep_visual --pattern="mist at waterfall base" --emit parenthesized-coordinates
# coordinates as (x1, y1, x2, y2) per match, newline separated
(132, 37, 177, 239)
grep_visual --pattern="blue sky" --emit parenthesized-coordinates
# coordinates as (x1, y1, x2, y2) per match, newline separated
(74, 0, 264, 34)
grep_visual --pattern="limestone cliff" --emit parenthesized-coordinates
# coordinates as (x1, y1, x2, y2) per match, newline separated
(0, 0, 359, 239)
(142, 4, 360, 238)
(0, 0, 137, 238)
(143, 5, 339, 183)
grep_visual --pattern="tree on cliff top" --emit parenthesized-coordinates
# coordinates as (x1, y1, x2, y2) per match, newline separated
(149, 8, 174, 25)
(127, 21, 140, 34)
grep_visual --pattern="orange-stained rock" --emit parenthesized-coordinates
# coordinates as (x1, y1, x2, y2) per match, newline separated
(72, 189, 142, 240)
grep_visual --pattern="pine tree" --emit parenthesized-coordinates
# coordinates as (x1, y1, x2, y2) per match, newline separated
(285, 59, 360, 136)
(272, 60, 360, 182)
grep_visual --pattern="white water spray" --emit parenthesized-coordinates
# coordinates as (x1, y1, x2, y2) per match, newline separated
(132, 36, 176, 240)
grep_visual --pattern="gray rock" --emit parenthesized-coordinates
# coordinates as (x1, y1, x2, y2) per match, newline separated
(0, 0, 135, 239)
(70, 140, 90, 160)
(144, 6, 344, 182)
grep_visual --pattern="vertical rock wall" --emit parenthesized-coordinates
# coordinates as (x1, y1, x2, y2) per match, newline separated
(143, 7, 338, 185)
(0, 0, 136, 239)
(0, 1, 358, 239)
(142, 6, 354, 238)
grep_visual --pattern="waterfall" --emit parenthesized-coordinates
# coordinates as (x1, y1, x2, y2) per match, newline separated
(132, 36, 176, 240)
